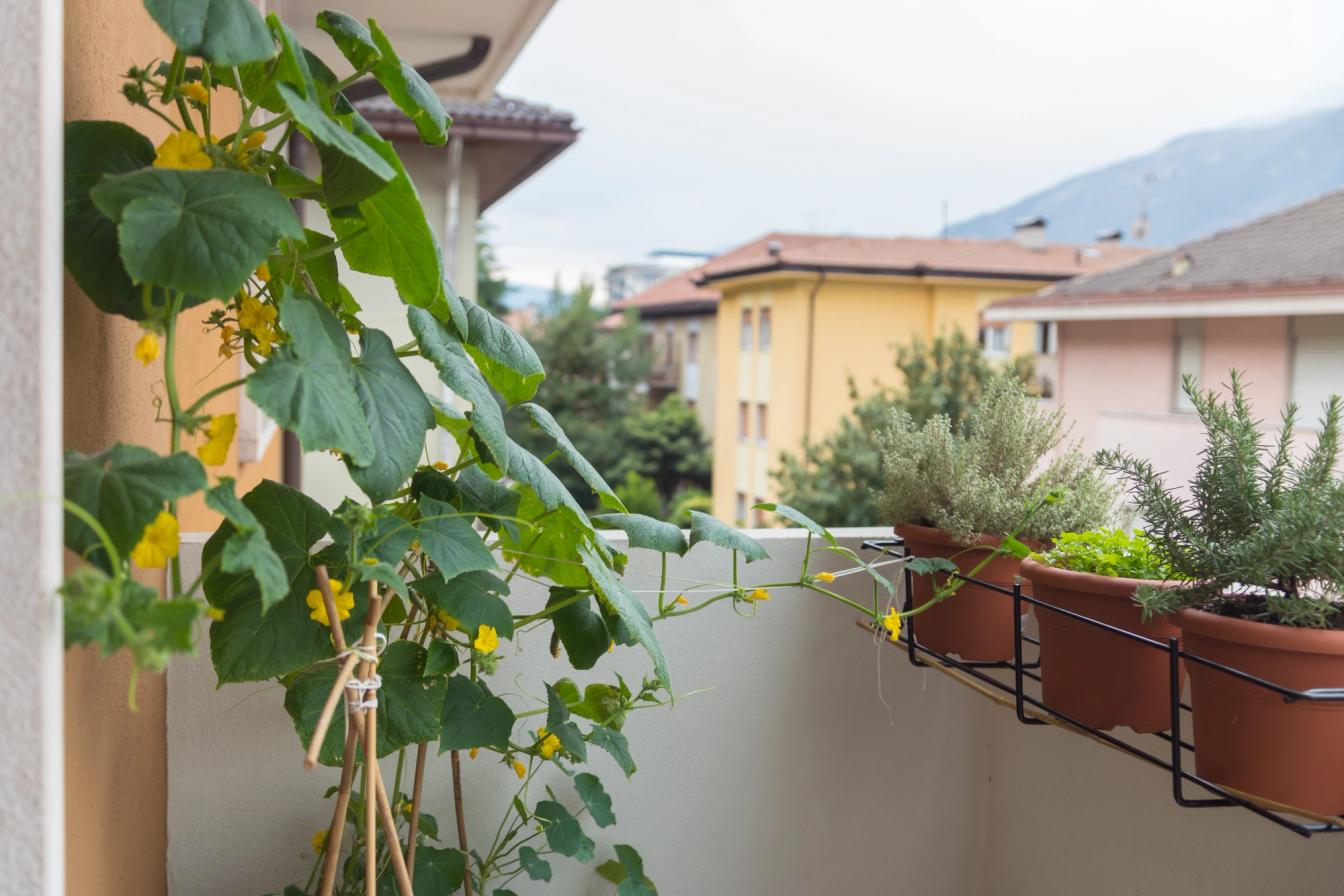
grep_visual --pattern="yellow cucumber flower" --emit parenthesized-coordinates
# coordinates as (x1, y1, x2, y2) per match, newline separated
(512, 759, 526, 779)
(237, 294, 277, 333)
(306, 579, 354, 627)
(882, 607, 903, 643)
(814, 571, 836, 583)
(241, 130, 267, 152)
(154, 130, 212, 170)
(311, 829, 327, 854)
(204, 606, 225, 621)
(674, 594, 689, 606)
(178, 83, 209, 104)
(536, 728, 561, 760)
(133, 331, 159, 366)
(746, 588, 771, 602)
(430, 609, 460, 633)
(474, 624, 499, 654)
(218, 326, 237, 359)
(469, 747, 479, 759)
(130, 511, 180, 568)
(196, 413, 237, 466)
(238, 295, 279, 355)
(254, 261, 270, 281)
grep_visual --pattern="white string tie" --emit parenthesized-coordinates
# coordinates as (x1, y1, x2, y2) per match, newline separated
(338, 631, 387, 664)
(345, 673, 383, 710)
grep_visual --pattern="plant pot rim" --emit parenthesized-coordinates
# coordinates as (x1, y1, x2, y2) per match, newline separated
(1174, 606, 1344, 656)
(1020, 557, 1179, 600)
(894, 522, 1003, 550)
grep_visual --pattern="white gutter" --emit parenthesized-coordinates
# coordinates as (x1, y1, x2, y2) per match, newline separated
(984, 293, 1344, 322)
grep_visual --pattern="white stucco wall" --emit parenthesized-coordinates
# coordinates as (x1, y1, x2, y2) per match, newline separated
(0, 0, 64, 893)
(166, 528, 1344, 894)
(166, 529, 991, 895)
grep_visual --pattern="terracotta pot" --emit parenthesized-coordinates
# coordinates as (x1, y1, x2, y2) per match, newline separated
(1176, 607, 1344, 816)
(1022, 559, 1183, 733)
(896, 523, 1028, 662)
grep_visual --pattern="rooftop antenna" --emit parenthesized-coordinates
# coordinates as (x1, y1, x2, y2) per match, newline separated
(1131, 172, 1155, 242)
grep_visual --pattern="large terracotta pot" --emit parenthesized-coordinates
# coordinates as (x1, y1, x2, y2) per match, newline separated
(1176, 607, 1344, 816)
(1022, 559, 1183, 733)
(896, 523, 1027, 662)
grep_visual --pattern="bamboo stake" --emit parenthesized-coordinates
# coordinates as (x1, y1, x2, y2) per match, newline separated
(405, 742, 429, 881)
(307, 567, 357, 768)
(311, 574, 414, 896)
(308, 651, 362, 769)
(317, 725, 360, 896)
(354, 581, 383, 896)
(364, 679, 378, 896)
(373, 758, 415, 894)
(452, 749, 473, 896)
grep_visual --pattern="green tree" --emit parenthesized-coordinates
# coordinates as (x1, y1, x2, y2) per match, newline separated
(613, 471, 666, 518)
(475, 224, 510, 317)
(515, 276, 648, 506)
(615, 395, 712, 500)
(773, 329, 1032, 527)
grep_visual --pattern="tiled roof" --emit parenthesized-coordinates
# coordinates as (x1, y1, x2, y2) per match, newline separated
(697, 232, 1152, 283)
(994, 189, 1344, 309)
(354, 93, 575, 127)
(610, 268, 718, 315)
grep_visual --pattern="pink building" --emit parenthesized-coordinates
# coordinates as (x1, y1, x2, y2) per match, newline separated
(987, 190, 1344, 486)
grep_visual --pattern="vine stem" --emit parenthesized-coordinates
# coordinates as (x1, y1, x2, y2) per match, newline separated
(452, 749, 473, 896)
(405, 743, 428, 881)
(183, 377, 246, 417)
(163, 290, 185, 597)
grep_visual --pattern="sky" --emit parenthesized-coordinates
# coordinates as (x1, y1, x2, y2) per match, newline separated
(489, 0, 1344, 297)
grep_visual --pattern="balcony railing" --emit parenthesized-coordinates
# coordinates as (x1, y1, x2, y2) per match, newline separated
(164, 527, 1344, 895)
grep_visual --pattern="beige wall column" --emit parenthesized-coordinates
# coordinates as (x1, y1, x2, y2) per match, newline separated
(0, 0, 64, 892)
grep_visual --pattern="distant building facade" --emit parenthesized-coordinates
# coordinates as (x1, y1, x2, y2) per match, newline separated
(605, 250, 709, 303)
(698, 231, 1150, 525)
(610, 269, 719, 439)
(988, 189, 1344, 490)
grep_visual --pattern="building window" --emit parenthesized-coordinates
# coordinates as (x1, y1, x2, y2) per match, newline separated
(1291, 315, 1344, 419)
(662, 327, 674, 365)
(738, 401, 750, 440)
(756, 403, 768, 443)
(735, 492, 748, 526)
(686, 330, 699, 363)
(1173, 319, 1203, 411)
(740, 309, 753, 350)
(753, 498, 767, 527)
(1034, 321, 1056, 355)
(981, 324, 1010, 357)
(759, 308, 772, 351)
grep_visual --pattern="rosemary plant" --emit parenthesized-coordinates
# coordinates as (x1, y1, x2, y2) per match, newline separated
(1098, 372, 1344, 628)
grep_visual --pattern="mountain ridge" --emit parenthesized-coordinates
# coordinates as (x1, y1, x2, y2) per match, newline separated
(950, 105, 1344, 247)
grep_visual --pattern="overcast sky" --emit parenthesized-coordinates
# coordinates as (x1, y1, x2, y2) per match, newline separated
(490, 0, 1344, 295)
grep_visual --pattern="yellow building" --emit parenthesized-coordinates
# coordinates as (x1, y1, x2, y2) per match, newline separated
(699, 230, 1150, 524)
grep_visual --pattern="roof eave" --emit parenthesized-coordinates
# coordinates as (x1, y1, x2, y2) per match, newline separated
(985, 285, 1344, 322)
(697, 259, 1080, 286)
(616, 299, 719, 319)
